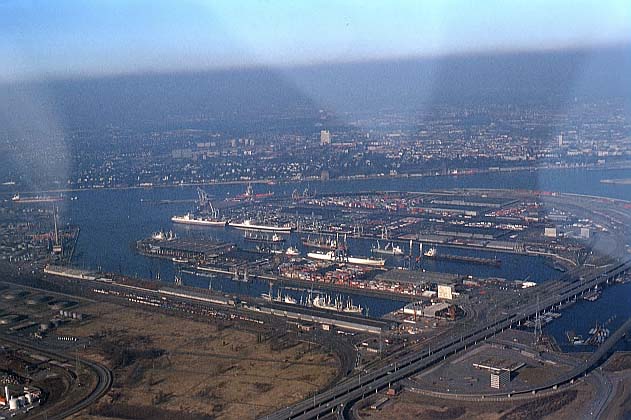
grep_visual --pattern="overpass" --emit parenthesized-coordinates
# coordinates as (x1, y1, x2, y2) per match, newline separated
(263, 258, 631, 420)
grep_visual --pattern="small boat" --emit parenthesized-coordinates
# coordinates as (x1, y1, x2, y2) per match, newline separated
(152, 230, 176, 241)
(285, 247, 300, 256)
(424, 247, 437, 258)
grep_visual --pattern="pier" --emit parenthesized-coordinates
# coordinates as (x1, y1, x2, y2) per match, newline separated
(428, 253, 501, 267)
(136, 237, 234, 261)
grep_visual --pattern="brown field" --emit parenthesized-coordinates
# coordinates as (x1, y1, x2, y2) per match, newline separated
(56, 302, 339, 419)
(601, 353, 631, 419)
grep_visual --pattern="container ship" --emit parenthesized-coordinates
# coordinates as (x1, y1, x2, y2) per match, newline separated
(229, 219, 292, 233)
(171, 213, 226, 227)
(307, 250, 385, 267)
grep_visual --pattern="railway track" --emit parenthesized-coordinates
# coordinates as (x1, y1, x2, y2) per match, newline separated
(0, 335, 112, 420)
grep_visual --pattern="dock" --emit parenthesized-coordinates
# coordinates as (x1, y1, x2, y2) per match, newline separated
(136, 237, 234, 261)
(428, 253, 501, 267)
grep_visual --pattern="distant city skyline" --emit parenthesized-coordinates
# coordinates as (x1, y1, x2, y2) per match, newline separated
(1, 0, 630, 81)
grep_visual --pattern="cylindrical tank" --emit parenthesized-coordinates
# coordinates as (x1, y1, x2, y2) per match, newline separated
(9, 397, 19, 410)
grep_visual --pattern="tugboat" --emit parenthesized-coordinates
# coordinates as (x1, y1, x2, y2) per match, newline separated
(566, 330, 585, 345)
(423, 247, 437, 258)
(152, 230, 176, 241)
(285, 247, 300, 256)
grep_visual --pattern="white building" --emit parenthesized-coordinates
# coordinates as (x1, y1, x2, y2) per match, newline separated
(437, 284, 454, 300)
(320, 130, 331, 145)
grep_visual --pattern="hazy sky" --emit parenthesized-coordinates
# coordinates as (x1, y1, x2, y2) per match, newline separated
(1, 0, 630, 81)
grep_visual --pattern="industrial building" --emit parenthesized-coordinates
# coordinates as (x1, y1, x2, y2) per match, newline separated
(472, 359, 524, 389)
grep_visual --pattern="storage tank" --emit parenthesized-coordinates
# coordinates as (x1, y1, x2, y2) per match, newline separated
(25, 393, 33, 404)
(9, 397, 19, 410)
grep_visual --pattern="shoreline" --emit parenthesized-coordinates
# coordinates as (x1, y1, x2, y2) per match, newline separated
(4, 161, 631, 196)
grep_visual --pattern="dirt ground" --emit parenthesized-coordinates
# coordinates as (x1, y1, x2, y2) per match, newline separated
(601, 353, 631, 420)
(56, 302, 338, 419)
(359, 383, 595, 420)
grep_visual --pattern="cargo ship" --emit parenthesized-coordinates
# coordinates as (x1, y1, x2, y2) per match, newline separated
(11, 193, 62, 203)
(302, 235, 337, 250)
(243, 231, 285, 243)
(310, 294, 363, 314)
(171, 213, 227, 227)
(423, 247, 501, 266)
(371, 241, 404, 256)
(229, 219, 292, 233)
(233, 183, 274, 201)
(307, 250, 385, 267)
(262, 289, 297, 305)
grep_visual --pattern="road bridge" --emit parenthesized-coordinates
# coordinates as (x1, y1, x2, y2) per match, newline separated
(263, 258, 631, 420)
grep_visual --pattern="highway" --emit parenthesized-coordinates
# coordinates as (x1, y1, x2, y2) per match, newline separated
(264, 258, 631, 420)
(0, 335, 112, 420)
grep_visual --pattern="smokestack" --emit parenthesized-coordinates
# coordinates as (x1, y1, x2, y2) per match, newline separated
(5, 385, 9, 401)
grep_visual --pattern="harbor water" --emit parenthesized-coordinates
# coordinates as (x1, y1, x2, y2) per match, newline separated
(18, 166, 631, 338)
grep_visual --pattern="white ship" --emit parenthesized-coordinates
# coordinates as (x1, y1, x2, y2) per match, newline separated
(371, 241, 404, 256)
(152, 230, 176, 241)
(311, 294, 363, 314)
(285, 246, 300, 256)
(262, 288, 297, 305)
(171, 212, 226, 227)
(244, 230, 285, 243)
(229, 219, 292, 233)
(307, 251, 385, 267)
